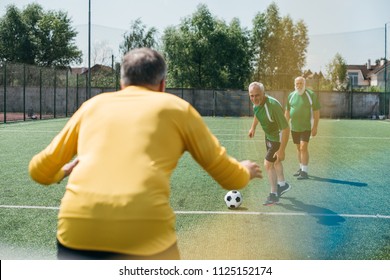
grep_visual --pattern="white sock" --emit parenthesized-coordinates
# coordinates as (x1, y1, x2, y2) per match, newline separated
(278, 181, 286, 187)
(301, 165, 308, 173)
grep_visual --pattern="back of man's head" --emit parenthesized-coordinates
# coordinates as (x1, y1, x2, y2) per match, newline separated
(120, 48, 167, 88)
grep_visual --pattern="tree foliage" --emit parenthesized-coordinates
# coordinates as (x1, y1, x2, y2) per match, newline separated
(251, 2, 309, 90)
(0, 4, 82, 67)
(0, 2, 311, 91)
(162, 4, 251, 89)
(119, 18, 158, 56)
(0, 5, 36, 64)
(326, 53, 347, 91)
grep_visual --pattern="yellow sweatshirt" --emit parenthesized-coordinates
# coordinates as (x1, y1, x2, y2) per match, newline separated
(29, 86, 250, 255)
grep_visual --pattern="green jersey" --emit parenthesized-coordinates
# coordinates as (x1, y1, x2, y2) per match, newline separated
(286, 89, 321, 132)
(253, 95, 288, 142)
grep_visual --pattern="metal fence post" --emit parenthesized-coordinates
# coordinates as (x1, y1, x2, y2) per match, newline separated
(66, 70, 69, 117)
(385, 23, 388, 118)
(39, 68, 42, 119)
(85, 74, 88, 101)
(23, 64, 26, 121)
(54, 68, 57, 118)
(76, 74, 79, 109)
(115, 68, 119, 91)
(350, 88, 353, 119)
(3, 62, 6, 123)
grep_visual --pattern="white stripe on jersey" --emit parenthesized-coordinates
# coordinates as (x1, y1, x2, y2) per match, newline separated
(264, 95, 283, 123)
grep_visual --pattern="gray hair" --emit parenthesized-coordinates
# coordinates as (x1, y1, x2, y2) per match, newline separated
(120, 48, 167, 87)
(295, 76, 306, 85)
(248, 82, 265, 93)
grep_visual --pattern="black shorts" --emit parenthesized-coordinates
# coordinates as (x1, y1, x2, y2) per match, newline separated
(56, 239, 180, 260)
(291, 130, 311, 145)
(57, 239, 123, 260)
(265, 139, 280, 163)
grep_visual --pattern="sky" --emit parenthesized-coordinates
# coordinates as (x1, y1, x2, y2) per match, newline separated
(1, 0, 390, 72)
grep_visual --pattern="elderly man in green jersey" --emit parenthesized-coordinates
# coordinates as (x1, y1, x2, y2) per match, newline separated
(285, 76, 321, 180)
(248, 82, 291, 205)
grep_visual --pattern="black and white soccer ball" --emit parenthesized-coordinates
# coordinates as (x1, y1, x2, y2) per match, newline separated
(224, 190, 243, 209)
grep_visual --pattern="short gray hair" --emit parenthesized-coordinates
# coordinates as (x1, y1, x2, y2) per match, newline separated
(295, 76, 306, 85)
(248, 82, 265, 93)
(120, 48, 167, 87)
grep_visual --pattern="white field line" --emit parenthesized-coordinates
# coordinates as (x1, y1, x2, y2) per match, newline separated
(1, 127, 389, 140)
(0, 118, 67, 125)
(314, 136, 390, 140)
(1, 130, 389, 141)
(216, 134, 390, 140)
(0, 129, 61, 133)
(0, 205, 59, 210)
(175, 210, 390, 219)
(1, 205, 389, 219)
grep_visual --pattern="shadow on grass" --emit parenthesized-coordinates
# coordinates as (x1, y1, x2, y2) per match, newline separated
(280, 197, 346, 226)
(308, 175, 368, 187)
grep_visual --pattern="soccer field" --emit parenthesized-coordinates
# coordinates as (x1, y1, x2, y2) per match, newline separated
(0, 117, 389, 260)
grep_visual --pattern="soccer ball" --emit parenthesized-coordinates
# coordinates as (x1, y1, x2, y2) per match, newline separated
(224, 190, 243, 209)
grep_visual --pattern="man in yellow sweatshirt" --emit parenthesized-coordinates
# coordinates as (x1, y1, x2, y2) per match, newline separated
(29, 48, 262, 260)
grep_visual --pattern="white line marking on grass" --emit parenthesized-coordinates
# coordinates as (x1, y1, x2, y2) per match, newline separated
(220, 140, 264, 142)
(1, 205, 389, 219)
(3, 130, 388, 141)
(0, 129, 60, 133)
(0, 205, 59, 210)
(316, 136, 390, 140)
(377, 121, 390, 125)
(0, 118, 67, 126)
(175, 211, 390, 219)
(212, 132, 390, 140)
(217, 136, 390, 142)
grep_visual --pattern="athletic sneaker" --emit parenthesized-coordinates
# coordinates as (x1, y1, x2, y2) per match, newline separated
(293, 169, 301, 176)
(297, 171, 309, 180)
(263, 193, 279, 206)
(277, 183, 291, 197)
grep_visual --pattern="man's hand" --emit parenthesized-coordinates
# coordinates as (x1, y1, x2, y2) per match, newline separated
(248, 128, 256, 138)
(240, 160, 262, 180)
(273, 149, 285, 162)
(62, 157, 79, 178)
(311, 126, 318, 137)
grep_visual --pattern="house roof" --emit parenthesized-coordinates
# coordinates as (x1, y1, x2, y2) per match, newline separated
(71, 64, 114, 75)
(346, 60, 390, 80)
(346, 64, 372, 79)
(370, 62, 389, 75)
(70, 67, 88, 75)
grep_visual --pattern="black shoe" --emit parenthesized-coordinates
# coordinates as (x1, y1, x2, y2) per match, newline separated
(297, 171, 309, 180)
(277, 183, 291, 197)
(293, 169, 301, 176)
(263, 193, 279, 206)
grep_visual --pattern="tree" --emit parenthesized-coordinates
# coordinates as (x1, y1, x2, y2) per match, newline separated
(0, 5, 36, 64)
(0, 4, 82, 66)
(33, 10, 82, 67)
(119, 18, 158, 56)
(251, 2, 281, 88)
(278, 17, 309, 88)
(326, 53, 347, 91)
(92, 40, 114, 67)
(212, 18, 252, 89)
(162, 4, 251, 89)
(251, 2, 309, 90)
